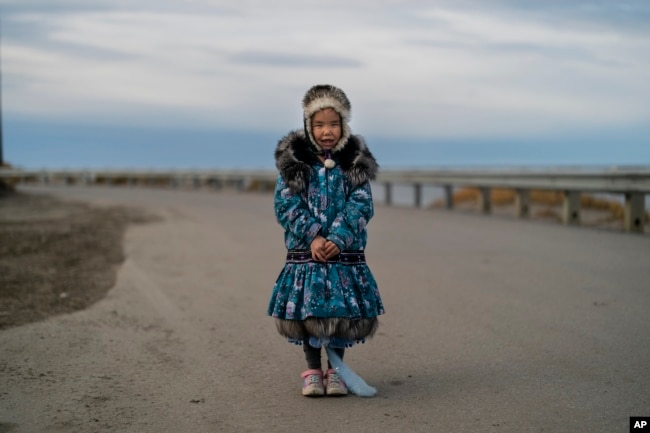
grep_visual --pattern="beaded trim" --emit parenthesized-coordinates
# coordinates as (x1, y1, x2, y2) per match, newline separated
(286, 249, 366, 264)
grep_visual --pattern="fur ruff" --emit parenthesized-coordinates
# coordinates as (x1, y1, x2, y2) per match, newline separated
(274, 129, 379, 194)
(275, 317, 378, 342)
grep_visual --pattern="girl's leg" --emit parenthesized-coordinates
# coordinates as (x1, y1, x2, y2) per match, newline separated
(302, 340, 325, 396)
(303, 340, 321, 370)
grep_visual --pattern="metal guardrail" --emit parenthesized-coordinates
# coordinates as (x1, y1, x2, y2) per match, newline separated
(1, 168, 649, 233)
(378, 169, 650, 233)
(379, 169, 650, 192)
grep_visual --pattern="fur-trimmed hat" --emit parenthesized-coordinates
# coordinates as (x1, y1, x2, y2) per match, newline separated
(302, 84, 351, 153)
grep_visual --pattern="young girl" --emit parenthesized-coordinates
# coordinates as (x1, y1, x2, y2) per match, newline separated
(267, 84, 385, 397)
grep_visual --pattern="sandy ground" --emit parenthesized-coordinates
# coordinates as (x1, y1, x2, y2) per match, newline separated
(1, 185, 649, 433)
(0, 192, 155, 330)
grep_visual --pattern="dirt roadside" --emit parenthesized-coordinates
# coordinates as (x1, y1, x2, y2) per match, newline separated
(0, 191, 155, 330)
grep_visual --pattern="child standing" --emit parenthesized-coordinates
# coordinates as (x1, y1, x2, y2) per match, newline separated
(268, 84, 385, 397)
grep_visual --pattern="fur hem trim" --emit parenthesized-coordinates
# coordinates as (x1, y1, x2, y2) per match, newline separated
(274, 317, 378, 341)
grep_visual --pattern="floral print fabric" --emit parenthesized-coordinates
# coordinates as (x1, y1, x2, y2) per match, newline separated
(268, 162, 385, 321)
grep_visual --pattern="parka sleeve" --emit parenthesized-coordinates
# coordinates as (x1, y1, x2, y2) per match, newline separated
(326, 181, 374, 250)
(274, 175, 322, 245)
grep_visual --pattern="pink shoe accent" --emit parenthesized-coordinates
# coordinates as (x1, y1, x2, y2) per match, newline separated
(301, 369, 324, 397)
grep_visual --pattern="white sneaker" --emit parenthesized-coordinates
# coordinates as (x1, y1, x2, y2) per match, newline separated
(301, 369, 324, 397)
(325, 369, 348, 396)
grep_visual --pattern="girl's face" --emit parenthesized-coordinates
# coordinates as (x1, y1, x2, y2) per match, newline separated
(311, 108, 341, 151)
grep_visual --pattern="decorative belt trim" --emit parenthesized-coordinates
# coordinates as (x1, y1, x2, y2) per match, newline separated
(286, 249, 366, 264)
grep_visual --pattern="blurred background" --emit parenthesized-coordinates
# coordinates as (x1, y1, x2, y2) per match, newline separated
(1, 0, 649, 170)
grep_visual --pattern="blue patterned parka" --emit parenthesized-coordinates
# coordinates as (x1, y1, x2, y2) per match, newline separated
(267, 129, 385, 348)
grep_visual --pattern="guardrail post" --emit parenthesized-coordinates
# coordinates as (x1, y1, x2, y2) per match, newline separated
(444, 185, 453, 210)
(515, 189, 530, 218)
(414, 183, 422, 208)
(562, 191, 580, 225)
(478, 187, 491, 214)
(624, 192, 644, 233)
(384, 182, 392, 206)
(209, 178, 221, 190)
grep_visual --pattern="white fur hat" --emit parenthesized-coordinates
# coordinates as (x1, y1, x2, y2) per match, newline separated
(302, 84, 351, 153)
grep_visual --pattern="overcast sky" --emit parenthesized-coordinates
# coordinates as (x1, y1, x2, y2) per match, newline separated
(2, 0, 650, 168)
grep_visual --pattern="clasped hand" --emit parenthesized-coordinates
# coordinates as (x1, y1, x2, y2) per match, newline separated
(310, 235, 340, 262)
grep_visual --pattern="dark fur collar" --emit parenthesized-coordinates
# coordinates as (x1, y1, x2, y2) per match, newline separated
(274, 129, 379, 194)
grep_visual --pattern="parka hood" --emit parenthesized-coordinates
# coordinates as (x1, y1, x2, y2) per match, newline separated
(302, 84, 352, 154)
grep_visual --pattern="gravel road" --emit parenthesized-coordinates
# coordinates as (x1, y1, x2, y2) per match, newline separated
(1, 185, 649, 433)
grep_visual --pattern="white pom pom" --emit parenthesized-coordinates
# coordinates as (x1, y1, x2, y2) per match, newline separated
(324, 159, 336, 169)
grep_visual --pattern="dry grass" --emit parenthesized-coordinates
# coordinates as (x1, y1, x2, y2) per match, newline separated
(433, 187, 647, 222)
(0, 180, 14, 194)
(1, 162, 17, 195)
(245, 179, 275, 192)
(533, 207, 562, 222)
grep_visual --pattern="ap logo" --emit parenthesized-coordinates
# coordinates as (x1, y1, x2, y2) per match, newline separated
(631, 417, 650, 431)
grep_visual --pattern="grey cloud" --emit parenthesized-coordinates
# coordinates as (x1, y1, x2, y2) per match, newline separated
(229, 51, 363, 68)
(487, 42, 625, 68)
(46, 41, 141, 62)
(0, 1, 250, 17)
(408, 38, 625, 68)
(2, 11, 139, 62)
(449, 0, 650, 33)
(0, 1, 112, 15)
